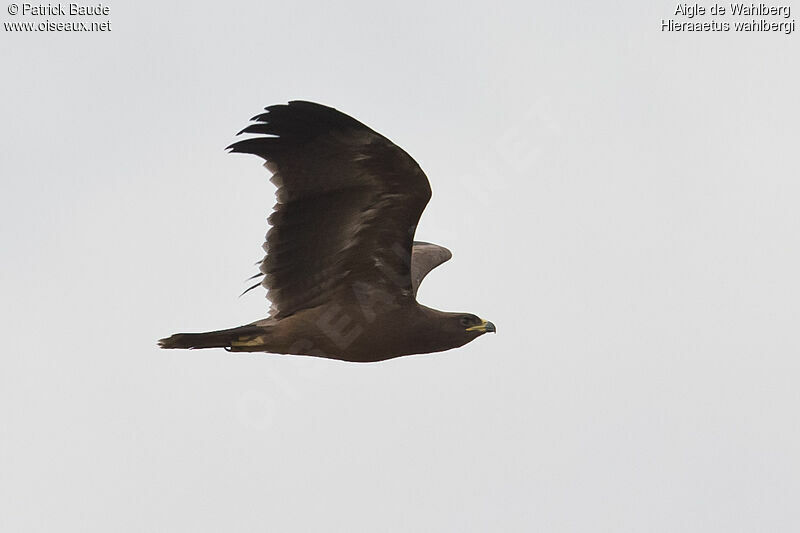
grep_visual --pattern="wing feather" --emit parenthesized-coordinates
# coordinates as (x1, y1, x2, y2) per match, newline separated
(228, 101, 431, 318)
(410, 242, 452, 296)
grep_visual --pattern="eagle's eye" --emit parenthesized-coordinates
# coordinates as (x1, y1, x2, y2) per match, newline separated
(460, 316, 474, 327)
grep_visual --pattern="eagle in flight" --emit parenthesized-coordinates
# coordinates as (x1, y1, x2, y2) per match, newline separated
(159, 101, 495, 362)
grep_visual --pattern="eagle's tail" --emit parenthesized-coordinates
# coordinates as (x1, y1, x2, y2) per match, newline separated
(158, 325, 264, 350)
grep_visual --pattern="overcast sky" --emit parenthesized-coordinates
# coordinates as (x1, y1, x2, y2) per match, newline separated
(2, 1, 799, 531)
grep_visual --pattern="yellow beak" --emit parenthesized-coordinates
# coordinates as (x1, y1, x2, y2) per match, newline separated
(466, 319, 496, 333)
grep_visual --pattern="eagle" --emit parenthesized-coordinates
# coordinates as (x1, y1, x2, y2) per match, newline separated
(159, 101, 495, 362)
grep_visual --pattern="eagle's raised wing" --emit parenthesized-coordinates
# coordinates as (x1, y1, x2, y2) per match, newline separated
(228, 101, 432, 318)
(410, 242, 452, 297)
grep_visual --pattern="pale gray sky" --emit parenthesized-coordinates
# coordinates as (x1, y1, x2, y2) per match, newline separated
(2, 1, 799, 531)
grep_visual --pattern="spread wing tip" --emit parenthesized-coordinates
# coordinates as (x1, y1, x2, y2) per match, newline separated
(227, 137, 276, 157)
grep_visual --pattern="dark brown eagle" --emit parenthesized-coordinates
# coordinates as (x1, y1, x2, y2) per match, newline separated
(159, 101, 495, 362)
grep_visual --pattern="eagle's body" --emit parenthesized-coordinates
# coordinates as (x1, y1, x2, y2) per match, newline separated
(159, 101, 494, 362)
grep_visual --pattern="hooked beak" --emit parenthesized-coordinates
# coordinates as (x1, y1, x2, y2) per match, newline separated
(466, 319, 496, 334)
